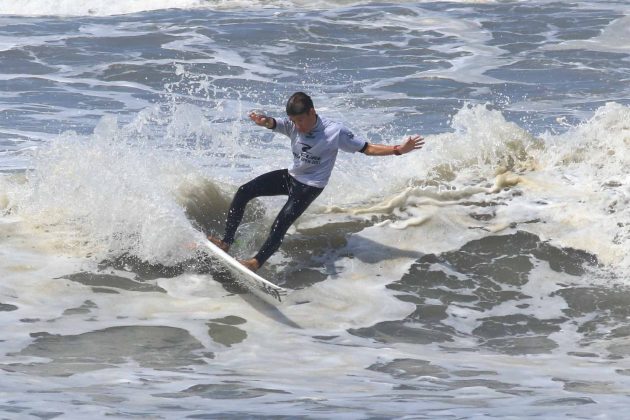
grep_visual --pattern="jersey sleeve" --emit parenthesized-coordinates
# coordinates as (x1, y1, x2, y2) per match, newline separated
(338, 126, 368, 153)
(272, 117, 293, 137)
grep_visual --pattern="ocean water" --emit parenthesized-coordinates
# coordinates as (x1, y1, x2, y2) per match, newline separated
(1, 0, 629, 418)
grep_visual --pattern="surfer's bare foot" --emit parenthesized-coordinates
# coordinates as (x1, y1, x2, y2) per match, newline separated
(208, 236, 229, 252)
(239, 258, 261, 272)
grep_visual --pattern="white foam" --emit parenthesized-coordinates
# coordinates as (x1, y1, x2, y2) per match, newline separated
(0, 0, 498, 17)
(7, 113, 207, 264)
(321, 102, 630, 278)
(0, 0, 213, 17)
(283, 253, 417, 330)
(543, 16, 630, 54)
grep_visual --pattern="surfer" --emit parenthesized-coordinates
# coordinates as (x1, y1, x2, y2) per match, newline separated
(210, 92, 424, 271)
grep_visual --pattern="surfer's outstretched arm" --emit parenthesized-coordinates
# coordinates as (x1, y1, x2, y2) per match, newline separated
(362, 134, 424, 156)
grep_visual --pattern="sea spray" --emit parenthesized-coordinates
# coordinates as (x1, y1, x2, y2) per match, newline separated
(324, 102, 630, 275)
(13, 114, 206, 264)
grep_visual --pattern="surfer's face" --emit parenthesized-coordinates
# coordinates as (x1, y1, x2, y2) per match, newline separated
(290, 108, 317, 133)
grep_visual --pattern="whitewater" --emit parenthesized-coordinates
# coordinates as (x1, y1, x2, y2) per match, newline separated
(0, 0, 629, 418)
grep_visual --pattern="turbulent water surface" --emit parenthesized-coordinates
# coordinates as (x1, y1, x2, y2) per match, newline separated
(1, 0, 629, 418)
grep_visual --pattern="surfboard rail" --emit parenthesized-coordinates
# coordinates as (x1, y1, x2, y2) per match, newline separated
(202, 240, 287, 303)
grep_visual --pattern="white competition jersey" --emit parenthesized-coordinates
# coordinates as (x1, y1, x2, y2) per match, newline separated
(273, 115, 367, 188)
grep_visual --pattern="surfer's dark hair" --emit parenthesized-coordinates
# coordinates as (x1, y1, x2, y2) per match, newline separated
(286, 92, 314, 116)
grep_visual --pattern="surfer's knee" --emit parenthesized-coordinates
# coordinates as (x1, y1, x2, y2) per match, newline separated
(269, 212, 292, 243)
(235, 183, 256, 200)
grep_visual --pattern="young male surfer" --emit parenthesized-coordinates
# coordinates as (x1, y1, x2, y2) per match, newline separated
(210, 92, 424, 272)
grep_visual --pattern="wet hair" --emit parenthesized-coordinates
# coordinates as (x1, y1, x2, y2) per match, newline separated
(286, 92, 314, 116)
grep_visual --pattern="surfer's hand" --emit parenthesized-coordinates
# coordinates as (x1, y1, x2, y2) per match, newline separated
(398, 134, 424, 154)
(249, 111, 273, 128)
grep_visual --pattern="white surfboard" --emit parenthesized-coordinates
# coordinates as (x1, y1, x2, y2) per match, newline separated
(202, 240, 287, 303)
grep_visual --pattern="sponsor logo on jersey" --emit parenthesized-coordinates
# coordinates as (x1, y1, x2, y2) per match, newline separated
(295, 142, 321, 165)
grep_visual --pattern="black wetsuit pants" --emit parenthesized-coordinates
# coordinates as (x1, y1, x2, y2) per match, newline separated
(222, 169, 323, 266)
